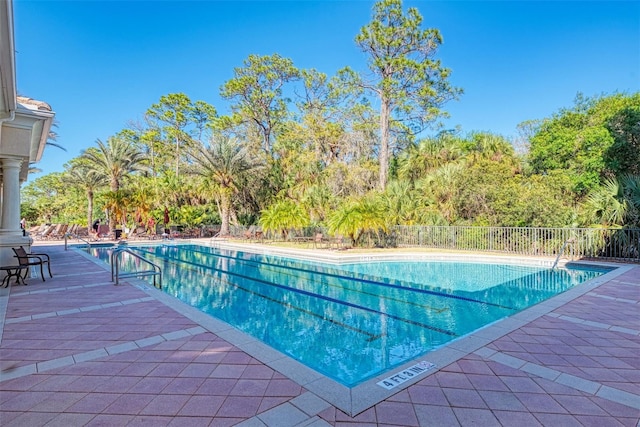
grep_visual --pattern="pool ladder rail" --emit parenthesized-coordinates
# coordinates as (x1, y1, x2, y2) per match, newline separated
(552, 238, 576, 269)
(111, 248, 162, 289)
(64, 232, 92, 250)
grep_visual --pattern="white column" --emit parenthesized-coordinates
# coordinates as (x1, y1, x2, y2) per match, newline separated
(0, 157, 22, 234)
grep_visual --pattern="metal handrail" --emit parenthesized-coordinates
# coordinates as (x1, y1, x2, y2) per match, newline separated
(209, 232, 228, 248)
(110, 248, 162, 289)
(64, 233, 92, 250)
(552, 238, 576, 269)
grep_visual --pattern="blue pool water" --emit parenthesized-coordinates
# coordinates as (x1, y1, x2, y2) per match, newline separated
(88, 244, 610, 386)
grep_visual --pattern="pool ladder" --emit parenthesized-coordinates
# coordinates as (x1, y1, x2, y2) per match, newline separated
(111, 248, 162, 289)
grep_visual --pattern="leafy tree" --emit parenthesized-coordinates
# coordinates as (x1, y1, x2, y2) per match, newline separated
(340, 0, 461, 189)
(20, 202, 40, 225)
(324, 161, 378, 198)
(128, 176, 160, 228)
(463, 132, 517, 165)
(21, 173, 68, 224)
(146, 93, 217, 177)
(294, 69, 346, 166)
(220, 54, 300, 154)
(605, 106, 640, 176)
(454, 160, 514, 225)
(173, 205, 212, 230)
(293, 69, 378, 169)
(300, 183, 334, 224)
(81, 135, 148, 193)
(491, 173, 574, 227)
(528, 92, 640, 195)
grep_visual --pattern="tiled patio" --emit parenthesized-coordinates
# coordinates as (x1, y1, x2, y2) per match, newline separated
(1, 243, 638, 426)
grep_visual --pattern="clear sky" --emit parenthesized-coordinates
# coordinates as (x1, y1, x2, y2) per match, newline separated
(14, 0, 640, 180)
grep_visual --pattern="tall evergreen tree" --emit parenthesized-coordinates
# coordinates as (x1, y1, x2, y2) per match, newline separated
(340, 0, 461, 189)
(220, 54, 300, 154)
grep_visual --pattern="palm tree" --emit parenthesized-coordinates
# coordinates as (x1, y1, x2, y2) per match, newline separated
(28, 120, 66, 175)
(188, 136, 262, 235)
(45, 119, 66, 152)
(258, 200, 310, 240)
(81, 136, 148, 229)
(327, 195, 387, 247)
(398, 135, 464, 184)
(103, 190, 132, 230)
(129, 178, 157, 229)
(381, 181, 417, 225)
(415, 162, 464, 224)
(585, 175, 640, 227)
(63, 161, 107, 234)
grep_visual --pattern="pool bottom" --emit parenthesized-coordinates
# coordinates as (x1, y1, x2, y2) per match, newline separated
(78, 244, 627, 416)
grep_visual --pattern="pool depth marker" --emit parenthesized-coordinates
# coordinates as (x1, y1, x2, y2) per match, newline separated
(377, 361, 435, 390)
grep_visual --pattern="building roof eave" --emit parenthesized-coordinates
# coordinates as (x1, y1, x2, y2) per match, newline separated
(0, 0, 16, 121)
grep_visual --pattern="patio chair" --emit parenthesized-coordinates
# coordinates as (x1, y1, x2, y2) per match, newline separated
(242, 227, 262, 242)
(329, 234, 346, 250)
(12, 246, 53, 282)
(313, 232, 329, 249)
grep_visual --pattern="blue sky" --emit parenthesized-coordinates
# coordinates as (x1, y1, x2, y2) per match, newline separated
(14, 0, 640, 180)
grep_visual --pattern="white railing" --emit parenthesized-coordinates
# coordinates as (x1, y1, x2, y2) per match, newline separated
(203, 224, 640, 263)
(392, 226, 640, 262)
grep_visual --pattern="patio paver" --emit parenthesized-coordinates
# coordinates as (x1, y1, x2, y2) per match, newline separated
(1, 242, 638, 426)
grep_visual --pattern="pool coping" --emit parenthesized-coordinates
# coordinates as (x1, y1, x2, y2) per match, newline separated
(73, 241, 632, 417)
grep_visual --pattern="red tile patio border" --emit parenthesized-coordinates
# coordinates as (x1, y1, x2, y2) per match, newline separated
(1, 242, 638, 426)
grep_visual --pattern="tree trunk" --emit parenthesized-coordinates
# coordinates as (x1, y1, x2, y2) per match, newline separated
(175, 136, 180, 177)
(86, 191, 94, 236)
(264, 126, 271, 154)
(379, 98, 391, 190)
(219, 190, 231, 236)
(109, 180, 118, 231)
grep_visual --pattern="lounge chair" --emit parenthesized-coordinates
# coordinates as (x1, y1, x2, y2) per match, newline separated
(66, 224, 78, 236)
(131, 226, 148, 240)
(35, 224, 55, 240)
(44, 223, 63, 240)
(12, 246, 53, 282)
(49, 224, 68, 240)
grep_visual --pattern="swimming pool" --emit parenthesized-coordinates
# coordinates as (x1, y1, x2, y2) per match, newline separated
(88, 243, 609, 386)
